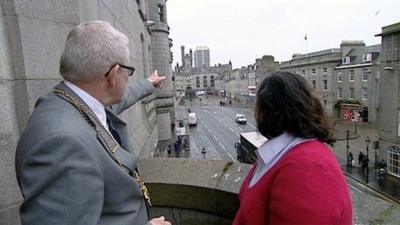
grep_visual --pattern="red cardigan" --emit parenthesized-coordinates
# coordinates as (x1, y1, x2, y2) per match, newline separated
(233, 140, 352, 225)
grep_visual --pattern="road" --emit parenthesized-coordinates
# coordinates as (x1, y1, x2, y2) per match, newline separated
(177, 97, 256, 161)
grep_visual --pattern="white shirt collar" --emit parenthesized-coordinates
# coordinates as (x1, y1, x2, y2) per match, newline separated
(64, 81, 108, 129)
(256, 132, 304, 165)
(249, 132, 311, 187)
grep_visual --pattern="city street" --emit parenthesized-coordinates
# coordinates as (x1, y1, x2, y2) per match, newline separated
(168, 95, 400, 225)
(182, 99, 255, 161)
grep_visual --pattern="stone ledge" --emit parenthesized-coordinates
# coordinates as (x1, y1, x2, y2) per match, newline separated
(138, 158, 251, 222)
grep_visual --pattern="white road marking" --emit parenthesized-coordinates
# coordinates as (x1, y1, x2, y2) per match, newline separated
(198, 110, 237, 162)
(349, 184, 363, 194)
(247, 122, 256, 129)
(212, 134, 218, 140)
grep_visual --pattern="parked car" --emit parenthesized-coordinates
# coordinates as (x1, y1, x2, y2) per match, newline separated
(235, 113, 247, 124)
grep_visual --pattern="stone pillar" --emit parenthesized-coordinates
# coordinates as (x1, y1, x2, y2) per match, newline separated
(148, 0, 174, 141)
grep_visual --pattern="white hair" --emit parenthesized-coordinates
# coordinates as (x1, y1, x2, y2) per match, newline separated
(59, 20, 130, 81)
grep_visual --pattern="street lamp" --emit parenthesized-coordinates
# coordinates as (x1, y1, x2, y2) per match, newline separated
(365, 136, 371, 183)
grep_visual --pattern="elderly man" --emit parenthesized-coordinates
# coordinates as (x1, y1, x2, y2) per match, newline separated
(15, 21, 171, 225)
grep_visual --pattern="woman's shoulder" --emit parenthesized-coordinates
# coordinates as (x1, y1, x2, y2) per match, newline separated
(280, 139, 337, 167)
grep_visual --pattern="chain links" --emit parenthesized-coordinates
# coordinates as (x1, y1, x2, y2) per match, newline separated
(54, 88, 151, 206)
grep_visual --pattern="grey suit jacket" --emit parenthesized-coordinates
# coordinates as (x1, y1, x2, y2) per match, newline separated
(15, 80, 155, 225)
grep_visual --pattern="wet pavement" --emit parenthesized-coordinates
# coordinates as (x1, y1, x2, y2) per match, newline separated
(343, 164, 400, 202)
(333, 121, 400, 203)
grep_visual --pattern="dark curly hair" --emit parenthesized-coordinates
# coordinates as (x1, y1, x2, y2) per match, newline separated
(254, 71, 335, 144)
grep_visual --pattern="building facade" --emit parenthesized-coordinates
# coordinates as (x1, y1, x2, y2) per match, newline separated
(280, 48, 343, 115)
(148, 0, 174, 142)
(334, 43, 380, 123)
(194, 46, 210, 68)
(174, 45, 231, 97)
(376, 22, 400, 179)
(255, 55, 279, 84)
(280, 41, 380, 123)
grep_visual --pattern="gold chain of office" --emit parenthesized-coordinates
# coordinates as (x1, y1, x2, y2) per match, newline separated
(53, 88, 151, 206)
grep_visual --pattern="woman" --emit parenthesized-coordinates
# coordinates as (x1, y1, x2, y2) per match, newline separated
(233, 72, 352, 225)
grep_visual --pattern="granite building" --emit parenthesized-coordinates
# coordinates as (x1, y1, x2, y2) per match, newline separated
(0, 1, 173, 223)
(334, 42, 380, 123)
(280, 41, 380, 123)
(148, 0, 175, 142)
(174, 45, 231, 96)
(194, 46, 211, 68)
(376, 22, 400, 179)
(280, 48, 343, 115)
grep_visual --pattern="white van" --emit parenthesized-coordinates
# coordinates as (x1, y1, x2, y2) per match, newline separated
(188, 113, 197, 126)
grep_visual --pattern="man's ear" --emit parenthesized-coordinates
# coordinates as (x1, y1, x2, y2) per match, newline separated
(105, 64, 120, 87)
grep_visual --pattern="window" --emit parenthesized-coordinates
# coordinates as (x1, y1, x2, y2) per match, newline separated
(312, 68, 316, 74)
(362, 68, 370, 81)
(323, 99, 327, 106)
(349, 87, 355, 99)
(302, 70, 306, 75)
(210, 76, 215, 87)
(362, 53, 372, 62)
(323, 80, 328, 91)
(388, 146, 400, 177)
(349, 70, 355, 82)
(337, 72, 342, 82)
(384, 36, 392, 61)
(203, 76, 207, 88)
(337, 88, 342, 99)
(342, 56, 350, 64)
(158, 5, 165, 22)
(196, 76, 200, 88)
(323, 67, 328, 74)
(362, 88, 368, 100)
(312, 80, 316, 89)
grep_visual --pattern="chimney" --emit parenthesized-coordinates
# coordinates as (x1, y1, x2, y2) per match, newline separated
(181, 46, 185, 67)
(340, 40, 365, 56)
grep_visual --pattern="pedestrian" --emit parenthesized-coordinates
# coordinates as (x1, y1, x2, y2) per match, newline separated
(361, 156, 370, 175)
(174, 141, 180, 152)
(233, 72, 352, 225)
(167, 144, 171, 156)
(378, 159, 387, 170)
(358, 151, 365, 166)
(15, 21, 170, 225)
(347, 152, 354, 168)
(201, 147, 207, 159)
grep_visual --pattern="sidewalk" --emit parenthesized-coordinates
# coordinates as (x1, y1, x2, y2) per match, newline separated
(342, 164, 400, 203)
(334, 120, 400, 203)
(155, 98, 191, 159)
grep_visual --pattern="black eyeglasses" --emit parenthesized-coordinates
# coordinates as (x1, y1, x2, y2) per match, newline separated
(104, 64, 135, 77)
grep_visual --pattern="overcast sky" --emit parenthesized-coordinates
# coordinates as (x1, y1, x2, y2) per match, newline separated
(167, 0, 400, 69)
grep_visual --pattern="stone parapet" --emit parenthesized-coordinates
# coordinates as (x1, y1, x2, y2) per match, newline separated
(138, 158, 250, 225)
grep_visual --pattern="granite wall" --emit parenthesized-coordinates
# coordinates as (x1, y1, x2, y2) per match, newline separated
(0, 0, 172, 223)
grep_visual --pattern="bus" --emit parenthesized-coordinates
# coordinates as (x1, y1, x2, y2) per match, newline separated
(236, 132, 267, 164)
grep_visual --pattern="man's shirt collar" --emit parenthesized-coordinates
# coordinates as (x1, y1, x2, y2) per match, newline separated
(64, 81, 108, 129)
